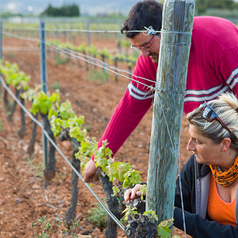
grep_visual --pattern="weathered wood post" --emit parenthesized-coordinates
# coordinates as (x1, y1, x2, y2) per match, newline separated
(146, 0, 195, 227)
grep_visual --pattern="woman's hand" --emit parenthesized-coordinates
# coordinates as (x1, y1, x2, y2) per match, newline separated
(124, 184, 144, 202)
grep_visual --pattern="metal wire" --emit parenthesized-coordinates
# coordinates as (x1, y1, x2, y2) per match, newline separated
(47, 42, 156, 88)
(3, 31, 40, 42)
(3, 26, 122, 33)
(3, 30, 157, 90)
(0, 76, 126, 233)
(3, 26, 193, 36)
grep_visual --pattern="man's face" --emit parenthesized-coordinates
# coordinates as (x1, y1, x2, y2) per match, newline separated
(130, 32, 161, 63)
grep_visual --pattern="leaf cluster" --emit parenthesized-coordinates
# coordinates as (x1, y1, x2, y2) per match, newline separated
(0, 61, 30, 91)
(75, 137, 97, 171)
(87, 200, 108, 228)
(121, 40, 131, 49)
(31, 90, 60, 115)
(49, 99, 85, 138)
(94, 140, 142, 190)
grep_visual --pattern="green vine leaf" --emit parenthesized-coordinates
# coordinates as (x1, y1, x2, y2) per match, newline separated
(157, 218, 174, 238)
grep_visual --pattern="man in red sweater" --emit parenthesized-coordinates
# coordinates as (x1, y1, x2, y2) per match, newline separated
(84, 0, 238, 183)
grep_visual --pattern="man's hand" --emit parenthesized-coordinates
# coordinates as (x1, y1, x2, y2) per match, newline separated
(83, 159, 98, 183)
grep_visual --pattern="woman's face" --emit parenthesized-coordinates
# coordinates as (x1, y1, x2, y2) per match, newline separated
(187, 124, 223, 166)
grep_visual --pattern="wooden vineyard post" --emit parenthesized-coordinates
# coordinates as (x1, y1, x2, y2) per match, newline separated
(39, 21, 49, 170)
(146, 0, 195, 227)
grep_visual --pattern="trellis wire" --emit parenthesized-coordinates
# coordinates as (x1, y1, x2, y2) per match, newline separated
(3, 29, 190, 89)
(3, 30, 156, 84)
(3, 31, 40, 42)
(3, 26, 122, 33)
(2, 30, 157, 90)
(3, 25, 193, 36)
(47, 43, 156, 89)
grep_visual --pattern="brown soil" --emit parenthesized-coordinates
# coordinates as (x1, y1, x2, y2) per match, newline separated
(0, 35, 192, 238)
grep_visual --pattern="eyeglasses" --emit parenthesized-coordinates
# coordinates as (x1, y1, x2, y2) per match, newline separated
(131, 34, 156, 51)
(200, 102, 232, 134)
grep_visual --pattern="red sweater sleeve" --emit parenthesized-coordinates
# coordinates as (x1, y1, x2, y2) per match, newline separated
(92, 55, 157, 159)
(95, 89, 153, 157)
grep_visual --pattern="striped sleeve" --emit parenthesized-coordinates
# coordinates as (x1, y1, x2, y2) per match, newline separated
(184, 85, 229, 103)
(128, 82, 155, 100)
(220, 47, 238, 96)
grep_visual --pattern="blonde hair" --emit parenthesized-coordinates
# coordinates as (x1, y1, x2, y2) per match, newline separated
(187, 93, 238, 151)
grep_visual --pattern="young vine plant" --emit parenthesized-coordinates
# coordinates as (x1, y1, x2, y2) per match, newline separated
(0, 60, 30, 91)
(47, 40, 137, 67)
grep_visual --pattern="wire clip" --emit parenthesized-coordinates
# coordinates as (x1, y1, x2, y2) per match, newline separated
(144, 26, 156, 35)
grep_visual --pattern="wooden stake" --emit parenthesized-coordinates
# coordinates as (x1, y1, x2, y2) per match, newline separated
(146, 0, 195, 226)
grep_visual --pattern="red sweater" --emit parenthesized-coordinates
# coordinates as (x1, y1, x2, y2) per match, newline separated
(93, 16, 238, 159)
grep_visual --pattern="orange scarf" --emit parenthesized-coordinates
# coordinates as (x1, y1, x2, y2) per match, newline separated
(209, 156, 238, 187)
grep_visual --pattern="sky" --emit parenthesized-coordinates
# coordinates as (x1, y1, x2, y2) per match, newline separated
(0, 0, 140, 16)
(1, 0, 238, 17)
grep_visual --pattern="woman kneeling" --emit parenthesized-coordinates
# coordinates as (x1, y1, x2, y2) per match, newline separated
(124, 93, 238, 238)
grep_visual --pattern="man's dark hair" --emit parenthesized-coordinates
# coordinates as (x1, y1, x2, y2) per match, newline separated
(121, 0, 163, 38)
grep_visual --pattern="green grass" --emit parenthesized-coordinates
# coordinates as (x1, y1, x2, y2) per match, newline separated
(49, 81, 60, 90)
(9, 52, 14, 58)
(54, 55, 69, 66)
(87, 199, 108, 230)
(31, 216, 80, 237)
(0, 119, 4, 132)
(89, 70, 109, 83)
(25, 156, 44, 178)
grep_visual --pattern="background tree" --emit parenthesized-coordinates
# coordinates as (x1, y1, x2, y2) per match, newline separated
(0, 11, 22, 18)
(41, 4, 80, 17)
(196, 0, 238, 14)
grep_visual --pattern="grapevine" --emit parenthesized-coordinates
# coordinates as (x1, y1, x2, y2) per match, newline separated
(0, 60, 30, 91)
(0, 60, 30, 136)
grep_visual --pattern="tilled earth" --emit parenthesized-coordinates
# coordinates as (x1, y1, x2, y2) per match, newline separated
(0, 35, 191, 238)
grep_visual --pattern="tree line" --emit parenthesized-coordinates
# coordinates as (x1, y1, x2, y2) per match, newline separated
(195, 0, 238, 14)
(40, 4, 80, 17)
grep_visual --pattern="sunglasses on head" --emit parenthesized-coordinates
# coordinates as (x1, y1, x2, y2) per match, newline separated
(200, 102, 232, 134)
